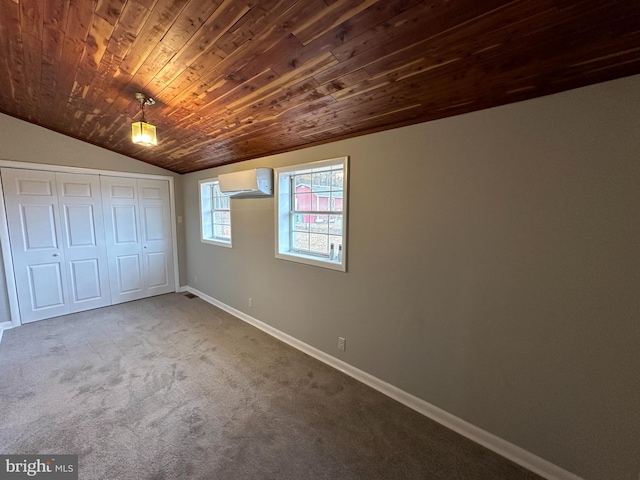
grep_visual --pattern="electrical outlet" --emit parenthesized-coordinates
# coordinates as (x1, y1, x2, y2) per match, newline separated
(338, 337, 346, 351)
(248, 297, 253, 308)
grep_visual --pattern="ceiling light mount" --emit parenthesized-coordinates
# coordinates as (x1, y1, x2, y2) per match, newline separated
(132, 92, 157, 146)
(135, 92, 155, 107)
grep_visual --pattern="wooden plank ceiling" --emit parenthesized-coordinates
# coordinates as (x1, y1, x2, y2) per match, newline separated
(0, 0, 638, 174)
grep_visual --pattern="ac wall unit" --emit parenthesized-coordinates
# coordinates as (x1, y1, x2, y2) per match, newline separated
(218, 168, 273, 198)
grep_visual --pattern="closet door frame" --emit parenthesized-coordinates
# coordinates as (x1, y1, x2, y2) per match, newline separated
(0, 160, 179, 327)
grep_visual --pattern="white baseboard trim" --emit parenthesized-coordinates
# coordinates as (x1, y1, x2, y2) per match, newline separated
(0, 321, 14, 345)
(184, 286, 584, 480)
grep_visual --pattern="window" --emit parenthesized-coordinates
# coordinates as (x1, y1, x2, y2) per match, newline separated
(199, 178, 232, 247)
(275, 157, 348, 271)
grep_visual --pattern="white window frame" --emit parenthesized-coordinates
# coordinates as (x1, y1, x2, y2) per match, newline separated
(199, 178, 232, 248)
(275, 156, 348, 272)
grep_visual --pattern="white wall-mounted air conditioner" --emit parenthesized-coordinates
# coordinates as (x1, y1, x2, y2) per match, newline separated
(218, 168, 273, 198)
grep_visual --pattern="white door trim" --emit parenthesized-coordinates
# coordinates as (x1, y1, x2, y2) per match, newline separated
(0, 159, 173, 180)
(0, 176, 21, 326)
(0, 160, 180, 326)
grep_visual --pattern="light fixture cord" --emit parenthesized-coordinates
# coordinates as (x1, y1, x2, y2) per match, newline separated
(140, 99, 147, 123)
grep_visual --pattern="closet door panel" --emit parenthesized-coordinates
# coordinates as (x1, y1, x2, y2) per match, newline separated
(57, 172, 111, 312)
(146, 252, 168, 288)
(65, 205, 96, 246)
(112, 205, 138, 243)
(116, 255, 142, 293)
(101, 176, 145, 304)
(69, 259, 102, 301)
(21, 204, 58, 249)
(138, 179, 175, 296)
(28, 263, 66, 309)
(1, 168, 69, 323)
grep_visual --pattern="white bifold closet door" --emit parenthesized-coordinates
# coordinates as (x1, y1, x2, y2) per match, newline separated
(2, 168, 111, 323)
(100, 176, 175, 304)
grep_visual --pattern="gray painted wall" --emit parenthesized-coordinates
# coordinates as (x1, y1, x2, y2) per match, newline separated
(183, 75, 640, 480)
(0, 113, 188, 323)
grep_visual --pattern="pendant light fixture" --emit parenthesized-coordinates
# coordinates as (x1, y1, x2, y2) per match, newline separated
(131, 92, 157, 146)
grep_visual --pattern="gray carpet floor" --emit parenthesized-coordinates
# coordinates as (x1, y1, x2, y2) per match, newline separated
(0, 293, 543, 479)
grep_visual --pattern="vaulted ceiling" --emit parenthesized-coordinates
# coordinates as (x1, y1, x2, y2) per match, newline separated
(0, 0, 638, 174)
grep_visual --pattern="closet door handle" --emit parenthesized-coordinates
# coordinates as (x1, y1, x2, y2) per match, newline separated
(53, 253, 59, 257)
(143, 246, 148, 249)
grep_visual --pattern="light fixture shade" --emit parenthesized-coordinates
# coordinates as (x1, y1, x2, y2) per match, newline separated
(132, 120, 157, 146)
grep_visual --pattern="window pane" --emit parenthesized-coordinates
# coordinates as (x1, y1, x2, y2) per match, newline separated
(331, 170, 343, 188)
(201, 180, 231, 244)
(214, 224, 229, 239)
(293, 232, 310, 251)
(213, 212, 223, 225)
(312, 171, 331, 191)
(309, 234, 328, 255)
(331, 192, 343, 212)
(295, 174, 311, 188)
(315, 193, 330, 211)
(215, 196, 229, 210)
(311, 172, 322, 189)
(310, 215, 328, 234)
(294, 192, 311, 211)
(329, 215, 342, 235)
(293, 215, 310, 232)
(329, 235, 342, 251)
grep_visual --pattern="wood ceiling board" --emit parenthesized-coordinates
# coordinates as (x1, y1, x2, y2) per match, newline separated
(0, 0, 639, 174)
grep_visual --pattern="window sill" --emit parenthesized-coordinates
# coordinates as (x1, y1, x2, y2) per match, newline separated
(276, 250, 345, 272)
(202, 238, 232, 248)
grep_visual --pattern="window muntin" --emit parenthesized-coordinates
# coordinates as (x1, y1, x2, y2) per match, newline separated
(199, 179, 231, 247)
(275, 157, 348, 271)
